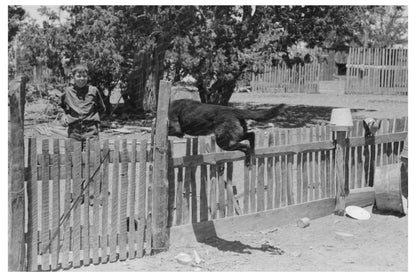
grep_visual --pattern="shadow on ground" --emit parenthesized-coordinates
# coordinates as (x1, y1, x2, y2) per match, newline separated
(230, 102, 375, 128)
(191, 221, 284, 255)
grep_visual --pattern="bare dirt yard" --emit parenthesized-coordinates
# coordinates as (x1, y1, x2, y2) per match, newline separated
(67, 205, 408, 272)
(24, 80, 408, 272)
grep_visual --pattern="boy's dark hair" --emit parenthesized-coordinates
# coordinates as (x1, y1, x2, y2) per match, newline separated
(71, 64, 89, 76)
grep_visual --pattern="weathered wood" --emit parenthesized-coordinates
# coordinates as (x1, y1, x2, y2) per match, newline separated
(83, 140, 91, 266)
(170, 198, 336, 247)
(50, 139, 60, 270)
(136, 140, 147, 257)
(191, 138, 198, 223)
(109, 139, 119, 262)
(26, 138, 38, 271)
(61, 140, 72, 269)
(226, 162, 234, 216)
(199, 138, 208, 222)
(101, 140, 110, 263)
(41, 140, 50, 270)
(72, 142, 82, 267)
(257, 132, 265, 211)
(334, 131, 348, 215)
(119, 139, 129, 260)
(167, 141, 176, 228)
(183, 138, 191, 224)
(152, 80, 171, 252)
(92, 141, 101, 264)
(8, 76, 26, 271)
(274, 128, 282, 208)
(266, 132, 274, 209)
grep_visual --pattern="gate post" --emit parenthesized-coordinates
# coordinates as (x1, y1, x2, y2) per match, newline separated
(8, 76, 27, 271)
(330, 108, 353, 215)
(152, 81, 171, 253)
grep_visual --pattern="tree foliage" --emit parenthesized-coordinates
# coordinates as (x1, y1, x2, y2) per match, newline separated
(11, 5, 408, 109)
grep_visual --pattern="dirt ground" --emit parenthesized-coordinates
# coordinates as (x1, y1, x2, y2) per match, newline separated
(65, 205, 407, 272)
(23, 80, 408, 272)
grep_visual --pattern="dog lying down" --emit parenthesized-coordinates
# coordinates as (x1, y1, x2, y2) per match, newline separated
(168, 99, 289, 166)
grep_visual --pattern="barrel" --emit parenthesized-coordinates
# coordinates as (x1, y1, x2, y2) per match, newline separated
(374, 163, 407, 214)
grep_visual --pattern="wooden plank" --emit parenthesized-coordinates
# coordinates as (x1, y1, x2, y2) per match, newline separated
(109, 139, 119, 262)
(27, 138, 39, 271)
(136, 140, 147, 258)
(41, 139, 50, 270)
(151, 80, 171, 252)
(61, 140, 72, 269)
(296, 128, 302, 204)
(50, 139, 60, 270)
(167, 141, 176, 228)
(183, 138, 191, 224)
(243, 140, 250, 214)
(314, 126, 320, 200)
(199, 138, 208, 222)
(175, 167, 184, 226)
(100, 140, 110, 263)
(274, 129, 281, 208)
(170, 140, 335, 167)
(209, 136, 218, 219)
(286, 129, 294, 205)
(191, 138, 198, 223)
(127, 139, 137, 260)
(92, 141, 101, 264)
(217, 162, 226, 218)
(226, 162, 234, 216)
(320, 127, 327, 199)
(302, 128, 309, 203)
(257, 132, 265, 211)
(280, 130, 288, 207)
(266, 132, 274, 210)
(119, 139, 129, 260)
(356, 120, 364, 188)
(170, 198, 336, 247)
(72, 141, 82, 268)
(82, 141, 91, 266)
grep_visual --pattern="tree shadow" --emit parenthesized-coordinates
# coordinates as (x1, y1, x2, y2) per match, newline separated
(191, 220, 284, 255)
(230, 102, 376, 128)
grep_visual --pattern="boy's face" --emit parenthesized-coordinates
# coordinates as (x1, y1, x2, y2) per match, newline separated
(74, 71, 88, 88)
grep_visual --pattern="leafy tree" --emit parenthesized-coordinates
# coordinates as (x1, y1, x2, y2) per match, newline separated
(8, 5, 25, 42)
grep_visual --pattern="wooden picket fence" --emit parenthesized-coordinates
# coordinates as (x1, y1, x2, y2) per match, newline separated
(251, 62, 320, 93)
(168, 117, 407, 226)
(24, 117, 407, 271)
(345, 47, 408, 95)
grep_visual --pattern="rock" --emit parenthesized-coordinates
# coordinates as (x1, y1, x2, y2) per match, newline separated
(174, 253, 193, 265)
(193, 250, 202, 264)
(297, 217, 311, 228)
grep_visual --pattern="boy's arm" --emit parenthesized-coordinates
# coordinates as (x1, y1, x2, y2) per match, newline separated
(96, 90, 106, 114)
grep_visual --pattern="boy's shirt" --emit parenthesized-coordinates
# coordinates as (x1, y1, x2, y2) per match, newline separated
(60, 85, 106, 125)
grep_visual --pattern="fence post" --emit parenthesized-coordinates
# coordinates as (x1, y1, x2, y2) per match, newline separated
(152, 80, 171, 253)
(330, 108, 353, 215)
(8, 76, 27, 271)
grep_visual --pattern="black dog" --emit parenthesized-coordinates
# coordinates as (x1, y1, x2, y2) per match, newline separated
(168, 99, 288, 166)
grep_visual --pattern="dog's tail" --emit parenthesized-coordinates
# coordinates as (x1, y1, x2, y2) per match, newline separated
(233, 104, 289, 121)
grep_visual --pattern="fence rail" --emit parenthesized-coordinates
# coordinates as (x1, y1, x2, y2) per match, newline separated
(24, 117, 407, 271)
(345, 47, 408, 95)
(251, 62, 320, 93)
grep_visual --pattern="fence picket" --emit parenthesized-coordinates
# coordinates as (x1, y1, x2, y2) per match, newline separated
(119, 139, 129, 260)
(101, 140, 110, 263)
(92, 141, 101, 264)
(199, 138, 208, 222)
(83, 141, 91, 266)
(257, 132, 265, 212)
(109, 140, 119, 262)
(51, 139, 60, 270)
(137, 140, 147, 257)
(274, 128, 282, 208)
(72, 141, 82, 268)
(128, 139, 137, 259)
(27, 138, 38, 271)
(266, 132, 274, 209)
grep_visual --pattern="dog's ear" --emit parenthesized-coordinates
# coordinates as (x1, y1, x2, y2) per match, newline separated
(377, 119, 382, 130)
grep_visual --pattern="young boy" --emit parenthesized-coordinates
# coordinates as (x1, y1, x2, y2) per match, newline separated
(60, 64, 106, 143)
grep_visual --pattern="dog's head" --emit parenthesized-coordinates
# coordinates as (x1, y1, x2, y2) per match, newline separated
(363, 118, 382, 137)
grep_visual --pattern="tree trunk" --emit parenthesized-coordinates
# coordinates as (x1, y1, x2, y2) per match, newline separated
(198, 78, 236, 106)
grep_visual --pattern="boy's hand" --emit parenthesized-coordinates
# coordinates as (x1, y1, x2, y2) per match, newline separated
(61, 114, 69, 127)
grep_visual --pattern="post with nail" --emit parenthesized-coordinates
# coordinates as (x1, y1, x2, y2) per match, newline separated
(330, 108, 353, 216)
